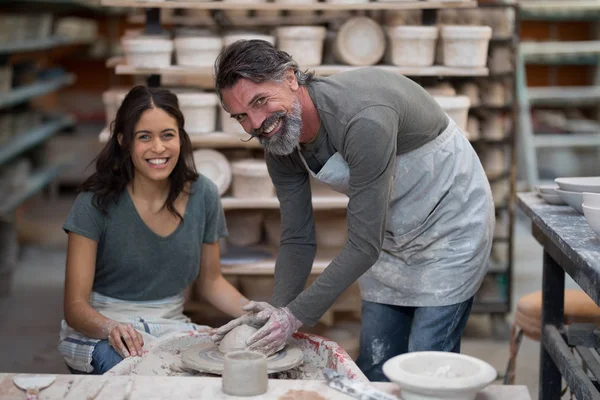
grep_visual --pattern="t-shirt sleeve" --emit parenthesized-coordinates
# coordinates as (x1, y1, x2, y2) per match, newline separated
(202, 178, 228, 243)
(62, 191, 106, 242)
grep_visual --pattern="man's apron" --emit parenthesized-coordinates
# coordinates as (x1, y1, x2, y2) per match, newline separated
(298, 117, 495, 307)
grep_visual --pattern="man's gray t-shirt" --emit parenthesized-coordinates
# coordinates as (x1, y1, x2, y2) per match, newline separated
(266, 68, 449, 325)
(63, 176, 228, 301)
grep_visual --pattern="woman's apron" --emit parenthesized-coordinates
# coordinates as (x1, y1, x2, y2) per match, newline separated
(298, 116, 495, 307)
(58, 291, 208, 373)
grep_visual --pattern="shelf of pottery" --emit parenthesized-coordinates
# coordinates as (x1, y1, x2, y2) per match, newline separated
(98, 0, 517, 319)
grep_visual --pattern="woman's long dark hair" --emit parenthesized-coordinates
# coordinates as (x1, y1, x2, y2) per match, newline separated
(81, 85, 198, 220)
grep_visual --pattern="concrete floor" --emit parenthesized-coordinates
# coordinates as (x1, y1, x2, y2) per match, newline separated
(0, 194, 582, 399)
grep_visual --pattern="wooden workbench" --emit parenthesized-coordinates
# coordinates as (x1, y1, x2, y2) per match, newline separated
(0, 373, 532, 399)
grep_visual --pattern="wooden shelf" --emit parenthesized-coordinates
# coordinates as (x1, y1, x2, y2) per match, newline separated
(99, 127, 261, 148)
(0, 75, 76, 110)
(0, 163, 64, 215)
(221, 247, 340, 276)
(0, 37, 94, 55)
(113, 61, 488, 78)
(221, 195, 348, 210)
(0, 116, 75, 166)
(102, 0, 477, 10)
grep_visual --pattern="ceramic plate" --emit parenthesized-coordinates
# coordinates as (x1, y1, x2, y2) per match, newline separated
(536, 184, 559, 195)
(13, 375, 56, 391)
(556, 189, 584, 214)
(555, 177, 600, 194)
(193, 149, 232, 196)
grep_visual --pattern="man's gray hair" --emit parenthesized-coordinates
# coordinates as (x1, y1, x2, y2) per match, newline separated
(213, 39, 315, 102)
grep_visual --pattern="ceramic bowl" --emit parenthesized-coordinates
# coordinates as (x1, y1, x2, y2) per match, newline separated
(582, 204, 600, 238)
(583, 192, 600, 208)
(556, 189, 584, 214)
(536, 184, 559, 195)
(382, 351, 497, 400)
(540, 192, 566, 206)
(555, 177, 600, 193)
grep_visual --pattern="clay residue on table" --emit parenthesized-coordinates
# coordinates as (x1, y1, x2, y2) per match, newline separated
(278, 389, 327, 400)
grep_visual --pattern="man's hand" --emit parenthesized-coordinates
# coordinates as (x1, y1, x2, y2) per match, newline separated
(246, 307, 303, 356)
(210, 301, 275, 344)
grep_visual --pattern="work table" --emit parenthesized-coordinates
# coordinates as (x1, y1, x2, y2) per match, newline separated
(0, 373, 531, 399)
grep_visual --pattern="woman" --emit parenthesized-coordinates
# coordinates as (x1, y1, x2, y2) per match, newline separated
(58, 86, 249, 374)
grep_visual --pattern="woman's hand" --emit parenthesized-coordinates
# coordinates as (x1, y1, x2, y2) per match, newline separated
(106, 322, 144, 358)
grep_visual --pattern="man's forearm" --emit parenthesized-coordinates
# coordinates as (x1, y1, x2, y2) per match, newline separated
(271, 242, 317, 308)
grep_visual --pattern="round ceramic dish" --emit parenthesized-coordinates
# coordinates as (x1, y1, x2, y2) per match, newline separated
(192, 149, 232, 196)
(382, 351, 497, 400)
(555, 177, 600, 194)
(583, 204, 600, 237)
(556, 189, 584, 214)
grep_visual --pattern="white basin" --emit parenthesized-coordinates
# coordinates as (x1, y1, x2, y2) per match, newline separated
(382, 352, 497, 400)
(583, 192, 600, 208)
(583, 204, 600, 238)
(556, 189, 584, 214)
(536, 184, 558, 195)
(555, 177, 600, 193)
(540, 192, 566, 205)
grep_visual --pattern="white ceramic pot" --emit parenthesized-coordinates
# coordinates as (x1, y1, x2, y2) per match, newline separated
(276, 26, 327, 66)
(174, 36, 223, 67)
(440, 25, 492, 68)
(433, 95, 471, 133)
(333, 17, 385, 67)
(122, 36, 173, 68)
(219, 105, 246, 135)
(176, 92, 219, 134)
(231, 159, 276, 198)
(385, 26, 438, 67)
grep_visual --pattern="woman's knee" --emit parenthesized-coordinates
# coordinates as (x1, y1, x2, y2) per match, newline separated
(91, 340, 124, 374)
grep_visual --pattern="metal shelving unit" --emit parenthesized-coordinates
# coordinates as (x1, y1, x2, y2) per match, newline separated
(99, 0, 517, 328)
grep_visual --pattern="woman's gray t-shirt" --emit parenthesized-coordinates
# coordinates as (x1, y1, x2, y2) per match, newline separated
(63, 176, 228, 301)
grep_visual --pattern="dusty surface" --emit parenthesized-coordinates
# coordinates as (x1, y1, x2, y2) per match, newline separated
(278, 389, 328, 400)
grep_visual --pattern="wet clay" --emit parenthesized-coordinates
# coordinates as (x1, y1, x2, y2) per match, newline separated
(218, 325, 257, 354)
(278, 389, 327, 400)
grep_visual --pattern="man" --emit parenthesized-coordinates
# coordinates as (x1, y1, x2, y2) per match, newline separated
(210, 40, 495, 381)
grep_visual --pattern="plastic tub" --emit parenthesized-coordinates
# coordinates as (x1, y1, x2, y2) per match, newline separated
(315, 211, 347, 248)
(176, 92, 219, 134)
(276, 26, 327, 66)
(174, 36, 223, 67)
(192, 149, 232, 195)
(333, 17, 385, 67)
(433, 95, 471, 133)
(482, 115, 506, 141)
(122, 36, 173, 68)
(457, 81, 480, 107)
(225, 210, 264, 246)
(231, 159, 276, 198)
(102, 88, 129, 127)
(385, 25, 437, 67)
(440, 25, 492, 68)
(263, 211, 281, 247)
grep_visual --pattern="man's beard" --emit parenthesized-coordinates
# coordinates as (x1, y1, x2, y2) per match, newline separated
(255, 98, 302, 156)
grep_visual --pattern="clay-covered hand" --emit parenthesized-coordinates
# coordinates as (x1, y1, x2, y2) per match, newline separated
(245, 307, 303, 356)
(210, 301, 275, 344)
(106, 322, 144, 358)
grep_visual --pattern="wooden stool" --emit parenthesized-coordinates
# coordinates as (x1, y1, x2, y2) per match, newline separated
(504, 289, 600, 384)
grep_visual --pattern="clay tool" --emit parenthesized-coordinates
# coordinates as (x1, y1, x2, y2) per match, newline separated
(323, 369, 399, 400)
(12, 375, 56, 400)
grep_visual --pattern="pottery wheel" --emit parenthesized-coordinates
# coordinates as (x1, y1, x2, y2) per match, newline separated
(181, 342, 304, 375)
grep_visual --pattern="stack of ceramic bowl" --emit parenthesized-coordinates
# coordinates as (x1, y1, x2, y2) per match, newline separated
(555, 177, 600, 215)
(582, 192, 600, 238)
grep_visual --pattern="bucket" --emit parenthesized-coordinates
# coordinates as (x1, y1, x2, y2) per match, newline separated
(333, 17, 385, 66)
(433, 95, 471, 133)
(231, 159, 275, 198)
(176, 92, 219, 134)
(440, 25, 492, 68)
(122, 36, 173, 68)
(174, 36, 223, 67)
(276, 26, 327, 66)
(385, 25, 437, 67)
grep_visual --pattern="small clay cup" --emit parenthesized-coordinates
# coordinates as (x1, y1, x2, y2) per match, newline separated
(222, 350, 268, 396)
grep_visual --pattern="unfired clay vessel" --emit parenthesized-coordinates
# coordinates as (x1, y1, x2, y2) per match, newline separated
(218, 324, 258, 354)
(222, 350, 268, 396)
